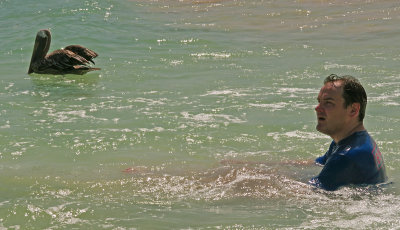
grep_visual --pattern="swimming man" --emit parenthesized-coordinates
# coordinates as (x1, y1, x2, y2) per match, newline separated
(310, 74, 387, 191)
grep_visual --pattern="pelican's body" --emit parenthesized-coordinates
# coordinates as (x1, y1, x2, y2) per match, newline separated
(28, 29, 100, 75)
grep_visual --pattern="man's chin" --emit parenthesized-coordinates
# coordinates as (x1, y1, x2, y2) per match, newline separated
(316, 125, 327, 134)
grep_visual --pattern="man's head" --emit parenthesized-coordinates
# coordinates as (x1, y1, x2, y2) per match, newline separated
(323, 74, 367, 122)
(315, 74, 367, 141)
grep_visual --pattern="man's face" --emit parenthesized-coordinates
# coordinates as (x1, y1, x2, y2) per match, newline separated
(315, 81, 351, 137)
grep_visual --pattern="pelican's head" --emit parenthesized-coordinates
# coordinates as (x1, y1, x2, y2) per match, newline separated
(37, 29, 50, 38)
(28, 29, 52, 74)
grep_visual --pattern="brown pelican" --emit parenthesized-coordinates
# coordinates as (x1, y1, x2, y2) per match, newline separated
(28, 29, 100, 75)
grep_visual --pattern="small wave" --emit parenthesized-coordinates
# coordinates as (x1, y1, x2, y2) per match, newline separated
(48, 110, 107, 123)
(249, 102, 287, 111)
(267, 130, 327, 141)
(181, 111, 246, 124)
(323, 62, 363, 71)
(191, 52, 231, 59)
(201, 89, 248, 97)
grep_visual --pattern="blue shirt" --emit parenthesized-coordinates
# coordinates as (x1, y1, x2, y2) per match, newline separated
(310, 131, 387, 191)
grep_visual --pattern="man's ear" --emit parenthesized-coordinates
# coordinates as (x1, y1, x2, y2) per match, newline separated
(349, 103, 360, 118)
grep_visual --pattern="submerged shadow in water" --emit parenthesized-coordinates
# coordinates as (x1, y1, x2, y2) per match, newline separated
(122, 158, 397, 202)
(122, 160, 319, 201)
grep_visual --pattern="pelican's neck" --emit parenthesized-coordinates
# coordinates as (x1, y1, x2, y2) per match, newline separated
(28, 30, 51, 73)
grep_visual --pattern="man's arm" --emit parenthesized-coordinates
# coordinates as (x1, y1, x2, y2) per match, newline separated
(310, 154, 359, 191)
(315, 155, 327, 166)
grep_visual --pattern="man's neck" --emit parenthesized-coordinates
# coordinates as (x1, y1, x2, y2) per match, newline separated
(332, 122, 365, 144)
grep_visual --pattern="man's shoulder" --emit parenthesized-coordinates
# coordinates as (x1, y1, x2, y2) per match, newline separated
(342, 131, 375, 155)
(342, 131, 383, 170)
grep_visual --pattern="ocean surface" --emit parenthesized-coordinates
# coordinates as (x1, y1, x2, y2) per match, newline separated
(1, 0, 400, 229)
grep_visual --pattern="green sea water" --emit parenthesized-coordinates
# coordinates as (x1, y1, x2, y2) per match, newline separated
(1, 0, 400, 228)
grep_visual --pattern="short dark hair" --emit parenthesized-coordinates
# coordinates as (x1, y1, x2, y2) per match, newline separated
(324, 74, 367, 121)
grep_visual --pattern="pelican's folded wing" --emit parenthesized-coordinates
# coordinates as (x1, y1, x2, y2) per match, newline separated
(64, 45, 98, 64)
(45, 49, 91, 70)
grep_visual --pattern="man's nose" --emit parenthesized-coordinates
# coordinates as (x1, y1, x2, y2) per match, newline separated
(315, 104, 322, 112)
